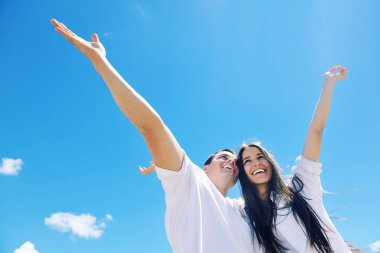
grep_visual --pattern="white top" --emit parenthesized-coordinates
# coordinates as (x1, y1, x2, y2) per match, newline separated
(156, 153, 255, 253)
(272, 156, 352, 253)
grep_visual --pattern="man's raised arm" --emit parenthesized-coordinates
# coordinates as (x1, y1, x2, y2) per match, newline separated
(51, 19, 183, 171)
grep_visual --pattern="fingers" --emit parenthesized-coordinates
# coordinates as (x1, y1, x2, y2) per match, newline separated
(55, 26, 75, 42)
(54, 27, 78, 48)
(50, 18, 59, 26)
(326, 66, 339, 74)
(325, 65, 347, 81)
(339, 66, 347, 79)
(92, 33, 100, 43)
(332, 65, 347, 79)
(51, 18, 80, 40)
(138, 166, 147, 175)
(138, 162, 157, 175)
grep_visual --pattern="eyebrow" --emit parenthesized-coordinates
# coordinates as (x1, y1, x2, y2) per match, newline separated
(243, 153, 264, 161)
(218, 153, 234, 159)
(221, 153, 233, 157)
(243, 156, 251, 162)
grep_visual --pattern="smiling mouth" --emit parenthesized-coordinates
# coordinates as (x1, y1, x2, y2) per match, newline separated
(252, 168, 265, 176)
(223, 166, 237, 173)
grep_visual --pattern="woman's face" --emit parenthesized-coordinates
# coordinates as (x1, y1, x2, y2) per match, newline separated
(242, 146, 272, 186)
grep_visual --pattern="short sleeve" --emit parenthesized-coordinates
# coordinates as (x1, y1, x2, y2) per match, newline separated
(155, 152, 200, 200)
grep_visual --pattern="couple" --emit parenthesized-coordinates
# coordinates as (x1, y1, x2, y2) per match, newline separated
(51, 19, 352, 253)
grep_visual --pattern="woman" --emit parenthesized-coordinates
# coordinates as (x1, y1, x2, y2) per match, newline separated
(236, 66, 353, 253)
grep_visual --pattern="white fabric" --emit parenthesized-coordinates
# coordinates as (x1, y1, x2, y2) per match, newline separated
(272, 156, 352, 253)
(156, 153, 255, 253)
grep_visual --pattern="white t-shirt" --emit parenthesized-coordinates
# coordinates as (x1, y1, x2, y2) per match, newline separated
(156, 153, 255, 253)
(273, 156, 352, 253)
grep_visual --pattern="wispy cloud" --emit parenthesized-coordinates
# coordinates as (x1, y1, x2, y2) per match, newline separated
(14, 241, 39, 253)
(103, 32, 111, 37)
(45, 212, 112, 239)
(133, 1, 149, 20)
(370, 241, 380, 252)
(105, 214, 113, 221)
(0, 158, 23, 176)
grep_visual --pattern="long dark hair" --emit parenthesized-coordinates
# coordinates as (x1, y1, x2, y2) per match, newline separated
(236, 142, 334, 253)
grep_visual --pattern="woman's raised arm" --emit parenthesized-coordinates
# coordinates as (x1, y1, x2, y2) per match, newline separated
(302, 65, 347, 161)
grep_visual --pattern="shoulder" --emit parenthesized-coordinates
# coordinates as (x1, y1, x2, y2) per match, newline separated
(292, 155, 323, 178)
(156, 151, 200, 179)
(290, 155, 324, 200)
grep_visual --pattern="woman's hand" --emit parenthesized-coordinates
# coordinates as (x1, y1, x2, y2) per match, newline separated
(51, 18, 106, 62)
(138, 161, 156, 175)
(323, 65, 347, 83)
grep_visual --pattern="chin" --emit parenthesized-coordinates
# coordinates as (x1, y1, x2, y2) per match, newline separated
(249, 178, 270, 185)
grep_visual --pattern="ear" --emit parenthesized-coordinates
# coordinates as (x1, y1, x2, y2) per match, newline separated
(203, 165, 208, 174)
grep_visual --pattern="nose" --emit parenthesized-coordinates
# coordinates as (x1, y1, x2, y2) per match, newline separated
(227, 159, 238, 172)
(228, 158, 236, 165)
(253, 159, 260, 167)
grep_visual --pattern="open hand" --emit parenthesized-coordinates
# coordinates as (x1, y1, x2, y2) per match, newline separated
(51, 18, 106, 61)
(323, 65, 347, 82)
(138, 161, 156, 175)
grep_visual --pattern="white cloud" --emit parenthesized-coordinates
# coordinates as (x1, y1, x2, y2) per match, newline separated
(0, 158, 23, 175)
(14, 241, 39, 253)
(45, 212, 112, 239)
(370, 241, 380, 252)
(105, 214, 113, 221)
(98, 214, 113, 229)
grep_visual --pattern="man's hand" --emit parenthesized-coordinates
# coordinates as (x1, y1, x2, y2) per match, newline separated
(138, 161, 156, 175)
(51, 18, 106, 62)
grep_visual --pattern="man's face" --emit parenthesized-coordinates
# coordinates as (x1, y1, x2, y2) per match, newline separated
(203, 151, 238, 189)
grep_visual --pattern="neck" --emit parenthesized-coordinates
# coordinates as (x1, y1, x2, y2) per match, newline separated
(257, 184, 269, 200)
(213, 181, 230, 197)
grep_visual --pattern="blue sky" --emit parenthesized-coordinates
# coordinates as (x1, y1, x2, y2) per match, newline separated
(1, 0, 380, 252)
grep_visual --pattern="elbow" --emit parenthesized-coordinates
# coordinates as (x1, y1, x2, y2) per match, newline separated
(137, 114, 165, 137)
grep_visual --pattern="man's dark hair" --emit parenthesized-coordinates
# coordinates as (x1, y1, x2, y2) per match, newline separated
(203, 149, 235, 166)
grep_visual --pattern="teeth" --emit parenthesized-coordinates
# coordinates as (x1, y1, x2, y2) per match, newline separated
(253, 169, 265, 175)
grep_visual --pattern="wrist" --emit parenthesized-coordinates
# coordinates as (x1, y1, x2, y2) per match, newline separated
(92, 55, 108, 70)
(323, 79, 336, 88)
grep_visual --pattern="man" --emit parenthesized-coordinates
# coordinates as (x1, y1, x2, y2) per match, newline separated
(51, 19, 255, 253)
(154, 148, 254, 252)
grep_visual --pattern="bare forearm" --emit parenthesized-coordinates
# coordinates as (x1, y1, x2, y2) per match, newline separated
(303, 81, 337, 161)
(309, 80, 335, 131)
(92, 56, 162, 134)
(92, 56, 183, 170)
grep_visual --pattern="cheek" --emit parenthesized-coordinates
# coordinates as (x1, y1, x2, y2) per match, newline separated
(243, 165, 250, 175)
